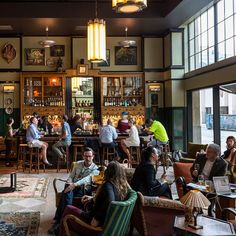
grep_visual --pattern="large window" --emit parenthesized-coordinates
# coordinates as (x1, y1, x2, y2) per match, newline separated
(186, 0, 236, 72)
(188, 7, 215, 71)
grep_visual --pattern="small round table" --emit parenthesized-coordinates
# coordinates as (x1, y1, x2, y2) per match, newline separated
(0, 169, 17, 193)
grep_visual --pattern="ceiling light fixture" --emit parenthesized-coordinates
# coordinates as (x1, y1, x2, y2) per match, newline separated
(112, 0, 147, 13)
(87, 0, 106, 63)
(119, 27, 136, 48)
(39, 27, 56, 48)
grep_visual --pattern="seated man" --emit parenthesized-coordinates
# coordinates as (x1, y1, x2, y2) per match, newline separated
(26, 116, 52, 166)
(99, 119, 120, 159)
(190, 143, 228, 182)
(52, 114, 71, 160)
(221, 136, 236, 165)
(48, 147, 99, 234)
(145, 119, 169, 147)
(131, 146, 172, 199)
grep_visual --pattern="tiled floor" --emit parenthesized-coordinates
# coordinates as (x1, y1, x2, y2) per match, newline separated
(0, 164, 177, 236)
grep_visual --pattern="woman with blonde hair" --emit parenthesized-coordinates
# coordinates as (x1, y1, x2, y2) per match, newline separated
(58, 161, 129, 236)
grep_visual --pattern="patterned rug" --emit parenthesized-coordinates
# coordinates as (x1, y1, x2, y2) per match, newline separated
(0, 211, 40, 236)
(0, 177, 50, 198)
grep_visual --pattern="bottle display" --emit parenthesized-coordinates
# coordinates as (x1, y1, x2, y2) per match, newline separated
(71, 77, 94, 121)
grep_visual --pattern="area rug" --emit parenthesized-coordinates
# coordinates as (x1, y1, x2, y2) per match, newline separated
(0, 211, 40, 236)
(0, 177, 50, 198)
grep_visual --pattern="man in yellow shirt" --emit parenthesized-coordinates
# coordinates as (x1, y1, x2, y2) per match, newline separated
(145, 119, 169, 146)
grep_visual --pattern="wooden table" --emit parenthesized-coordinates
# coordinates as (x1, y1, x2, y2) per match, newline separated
(173, 215, 235, 236)
(0, 169, 17, 193)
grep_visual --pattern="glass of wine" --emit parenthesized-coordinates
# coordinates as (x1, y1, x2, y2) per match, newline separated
(198, 175, 205, 185)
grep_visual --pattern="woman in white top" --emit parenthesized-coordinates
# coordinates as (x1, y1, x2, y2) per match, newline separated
(121, 118, 140, 161)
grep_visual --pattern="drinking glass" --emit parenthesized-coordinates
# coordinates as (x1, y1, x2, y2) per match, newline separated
(205, 180, 213, 192)
(198, 175, 205, 185)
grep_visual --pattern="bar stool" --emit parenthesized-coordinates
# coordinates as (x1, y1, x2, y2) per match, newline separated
(102, 146, 116, 164)
(23, 146, 45, 174)
(73, 143, 84, 162)
(57, 146, 70, 173)
(16, 143, 28, 170)
(129, 146, 141, 167)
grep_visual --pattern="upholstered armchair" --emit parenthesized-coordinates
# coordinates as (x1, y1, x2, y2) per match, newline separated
(173, 162, 193, 199)
(129, 192, 190, 236)
(180, 142, 207, 163)
(63, 189, 137, 236)
(222, 208, 236, 230)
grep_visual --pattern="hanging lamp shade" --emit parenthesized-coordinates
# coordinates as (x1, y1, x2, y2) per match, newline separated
(112, 0, 147, 13)
(39, 27, 56, 48)
(87, 18, 106, 63)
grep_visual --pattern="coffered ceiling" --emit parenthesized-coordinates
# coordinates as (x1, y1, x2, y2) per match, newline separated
(0, 0, 212, 36)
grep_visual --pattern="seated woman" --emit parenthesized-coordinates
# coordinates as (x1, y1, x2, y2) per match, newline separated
(120, 118, 140, 161)
(222, 136, 236, 165)
(58, 161, 129, 236)
(117, 111, 130, 133)
(131, 146, 172, 199)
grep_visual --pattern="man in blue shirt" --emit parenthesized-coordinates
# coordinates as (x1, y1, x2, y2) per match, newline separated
(52, 114, 72, 160)
(26, 116, 51, 166)
(99, 119, 120, 159)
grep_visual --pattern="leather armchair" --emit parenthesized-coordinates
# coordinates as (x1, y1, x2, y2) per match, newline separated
(180, 142, 207, 163)
(130, 192, 190, 236)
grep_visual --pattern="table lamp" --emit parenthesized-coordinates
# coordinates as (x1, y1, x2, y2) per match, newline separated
(180, 190, 210, 229)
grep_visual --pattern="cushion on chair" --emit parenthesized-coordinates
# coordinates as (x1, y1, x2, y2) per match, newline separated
(186, 142, 208, 159)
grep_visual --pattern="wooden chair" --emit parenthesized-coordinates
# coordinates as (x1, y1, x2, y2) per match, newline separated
(129, 146, 141, 167)
(129, 192, 190, 236)
(23, 146, 45, 174)
(73, 141, 85, 162)
(102, 146, 116, 164)
(57, 145, 70, 173)
(63, 189, 137, 236)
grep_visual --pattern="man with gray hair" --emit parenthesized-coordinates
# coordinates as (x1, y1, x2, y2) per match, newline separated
(190, 143, 227, 182)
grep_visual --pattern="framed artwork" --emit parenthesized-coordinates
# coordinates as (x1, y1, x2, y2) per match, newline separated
(115, 46, 137, 65)
(50, 45, 65, 57)
(98, 49, 110, 67)
(25, 48, 45, 65)
(77, 64, 89, 76)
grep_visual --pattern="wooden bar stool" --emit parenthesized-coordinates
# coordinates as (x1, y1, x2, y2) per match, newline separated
(102, 146, 116, 164)
(129, 146, 141, 167)
(17, 143, 28, 170)
(73, 144, 84, 162)
(23, 146, 45, 174)
(57, 146, 70, 173)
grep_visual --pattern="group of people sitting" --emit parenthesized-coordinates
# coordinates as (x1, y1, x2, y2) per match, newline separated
(47, 133, 236, 235)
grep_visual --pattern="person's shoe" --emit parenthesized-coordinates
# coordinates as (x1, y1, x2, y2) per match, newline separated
(48, 222, 59, 235)
(42, 161, 53, 167)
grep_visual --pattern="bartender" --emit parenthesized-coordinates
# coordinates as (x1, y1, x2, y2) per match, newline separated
(117, 111, 130, 133)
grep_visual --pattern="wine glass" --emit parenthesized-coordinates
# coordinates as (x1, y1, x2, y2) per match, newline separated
(198, 175, 205, 185)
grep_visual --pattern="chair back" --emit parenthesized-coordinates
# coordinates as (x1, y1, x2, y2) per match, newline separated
(173, 162, 192, 198)
(131, 192, 188, 236)
(100, 189, 137, 236)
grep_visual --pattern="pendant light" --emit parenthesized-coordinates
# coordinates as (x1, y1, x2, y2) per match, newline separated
(39, 27, 56, 48)
(87, 0, 106, 63)
(118, 27, 136, 47)
(112, 0, 147, 13)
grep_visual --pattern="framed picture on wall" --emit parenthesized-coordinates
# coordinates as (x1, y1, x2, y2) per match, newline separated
(25, 48, 45, 65)
(115, 46, 137, 65)
(50, 45, 65, 57)
(98, 49, 110, 67)
(77, 64, 89, 76)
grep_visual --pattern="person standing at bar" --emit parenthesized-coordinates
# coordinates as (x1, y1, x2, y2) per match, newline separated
(117, 111, 130, 133)
(52, 114, 71, 160)
(4, 117, 17, 167)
